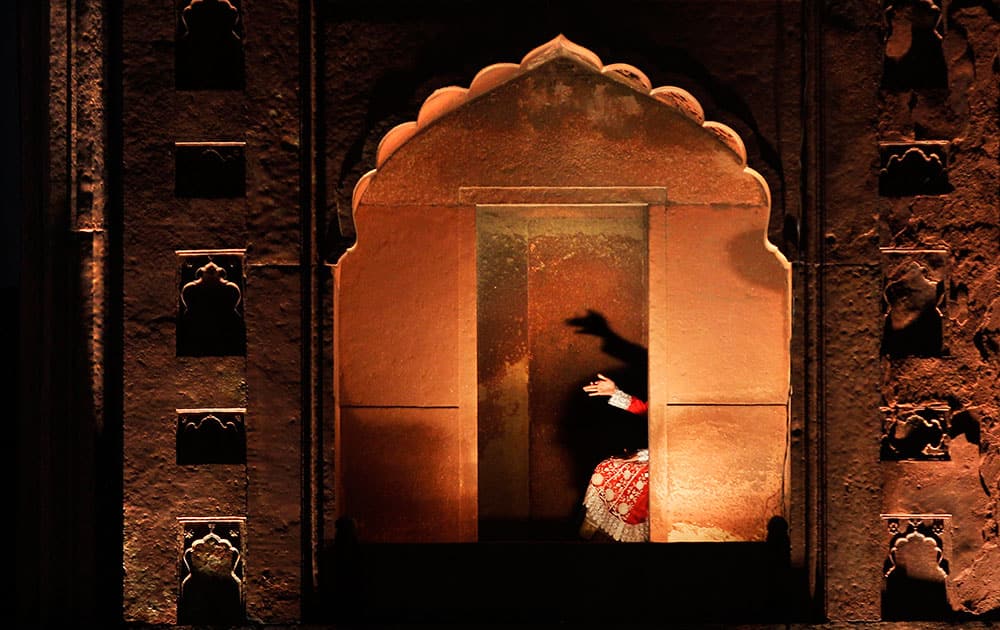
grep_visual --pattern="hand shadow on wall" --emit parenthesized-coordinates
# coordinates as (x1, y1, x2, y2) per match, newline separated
(560, 310, 649, 507)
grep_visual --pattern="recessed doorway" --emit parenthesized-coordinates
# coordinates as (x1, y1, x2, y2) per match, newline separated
(476, 204, 648, 540)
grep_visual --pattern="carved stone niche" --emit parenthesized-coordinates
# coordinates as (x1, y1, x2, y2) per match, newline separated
(177, 517, 246, 625)
(176, 408, 246, 465)
(175, 142, 246, 198)
(881, 514, 952, 620)
(176, 0, 245, 90)
(880, 248, 948, 358)
(176, 250, 246, 357)
(880, 403, 951, 460)
(882, 0, 947, 91)
(333, 37, 792, 543)
(879, 141, 951, 196)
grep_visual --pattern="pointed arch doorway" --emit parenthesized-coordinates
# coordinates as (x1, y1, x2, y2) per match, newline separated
(333, 37, 791, 543)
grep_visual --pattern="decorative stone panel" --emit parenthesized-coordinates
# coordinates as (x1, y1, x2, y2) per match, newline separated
(176, 250, 246, 357)
(881, 0, 947, 91)
(878, 141, 950, 196)
(175, 142, 246, 198)
(881, 513, 952, 620)
(176, 0, 245, 90)
(176, 408, 246, 465)
(880, 403, 951, 460)
(880, 248, 948, 358)
(177, 517, 246, 625)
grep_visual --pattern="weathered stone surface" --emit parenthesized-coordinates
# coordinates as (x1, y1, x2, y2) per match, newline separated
(655, 404, 788, 542)
(245, 265, 303, 622)
(243, 0, 301, 265)
(123, 228, 246, 624)
(975, 294, 1000, 363)
(822, 263, 884, 621)
(872, 6, 999, 619)
(122, 448, 246, 624)
(952, 541, 1000, 616)
(822, 1, 883, 267)
(822, 0, 999, 620)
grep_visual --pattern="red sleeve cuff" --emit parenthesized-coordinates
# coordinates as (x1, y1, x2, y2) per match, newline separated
(627, 397, 648, 414)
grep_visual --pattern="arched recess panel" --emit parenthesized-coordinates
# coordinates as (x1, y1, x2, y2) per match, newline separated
(334, 37, 791, 543)
(476, 203, 649, 540)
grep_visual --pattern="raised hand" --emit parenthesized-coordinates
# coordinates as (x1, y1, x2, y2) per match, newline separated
(582, 373, 617, 397)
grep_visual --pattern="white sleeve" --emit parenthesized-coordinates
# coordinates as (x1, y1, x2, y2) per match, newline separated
(607, 389, 633, 410)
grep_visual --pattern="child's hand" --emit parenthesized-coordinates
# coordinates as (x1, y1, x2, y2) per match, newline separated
(582, 373, 617, 397)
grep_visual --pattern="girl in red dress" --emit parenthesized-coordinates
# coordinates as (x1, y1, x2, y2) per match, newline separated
(579, 374, 649, 542)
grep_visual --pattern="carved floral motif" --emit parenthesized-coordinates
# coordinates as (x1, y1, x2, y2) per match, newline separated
(178, 518, 245, 624)
(881, 514, 952, 620)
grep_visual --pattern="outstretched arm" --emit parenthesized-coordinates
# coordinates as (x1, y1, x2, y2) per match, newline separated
(582, 374, 648, 415)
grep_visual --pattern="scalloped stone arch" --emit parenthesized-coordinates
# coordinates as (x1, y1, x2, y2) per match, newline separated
(350, 35, 769, 214)
(334, 36, 791, 543)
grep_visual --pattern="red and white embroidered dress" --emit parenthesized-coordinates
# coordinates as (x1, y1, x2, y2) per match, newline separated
(582, 390, 649, 542)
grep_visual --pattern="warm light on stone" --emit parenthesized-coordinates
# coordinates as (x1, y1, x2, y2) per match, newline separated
(335, 36, 791, 544)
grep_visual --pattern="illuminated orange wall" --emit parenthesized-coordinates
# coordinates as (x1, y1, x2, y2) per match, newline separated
(334, 39, 792, 543)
